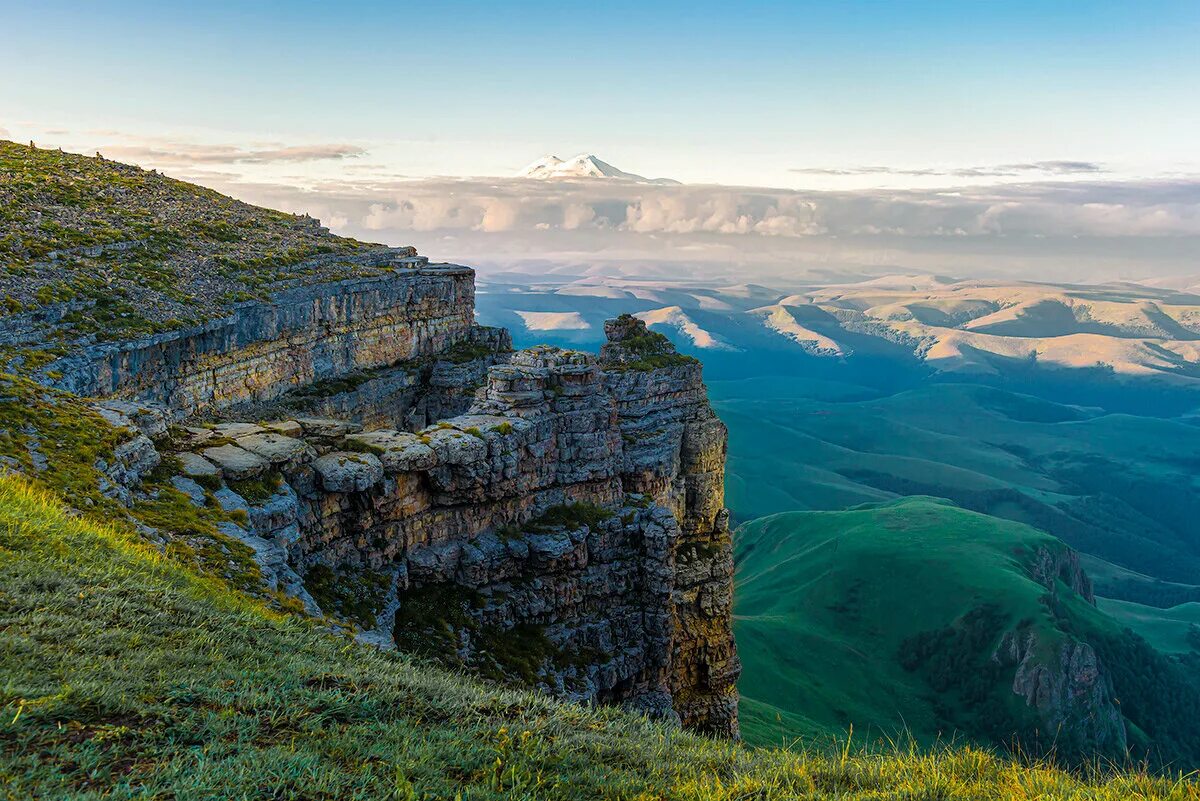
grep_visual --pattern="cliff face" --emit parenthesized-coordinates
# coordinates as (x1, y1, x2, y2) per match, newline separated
(60, 256, 740, 737)
(994, 629, 1126, 757)
(40, 259, 480, 416)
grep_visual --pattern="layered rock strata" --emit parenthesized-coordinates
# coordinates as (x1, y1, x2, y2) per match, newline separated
(42, 258, 479, 416)
(145, 315, 739, 737)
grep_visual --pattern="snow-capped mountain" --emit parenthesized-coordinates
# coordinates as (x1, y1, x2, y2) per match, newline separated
(517, 154, 679, 184)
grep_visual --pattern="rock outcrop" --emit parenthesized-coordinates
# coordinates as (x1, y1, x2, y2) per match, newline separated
(57, 256, 740, 738)
(42, 259, 481, 416)
(994, 629, 1126, 757)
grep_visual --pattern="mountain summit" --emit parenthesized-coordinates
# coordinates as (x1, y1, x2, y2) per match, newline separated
(517, 153, 679, 184)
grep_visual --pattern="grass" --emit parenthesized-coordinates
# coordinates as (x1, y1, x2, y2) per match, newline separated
(712, 380, 1200, 587)
(733, 497, 1200, 768)
(0, 373, 264, 594)
(0, 140, 383, 350)
(302, 563, 392, 629)
(1, 473, 1195, 799)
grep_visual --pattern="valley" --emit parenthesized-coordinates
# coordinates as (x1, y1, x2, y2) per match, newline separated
(478, 269, 1200, 765)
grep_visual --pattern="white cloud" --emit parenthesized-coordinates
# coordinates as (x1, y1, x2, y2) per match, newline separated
(167, 168, 1200, 284)
(791, 161, 1108, 178)
(101, 140, 366, 165)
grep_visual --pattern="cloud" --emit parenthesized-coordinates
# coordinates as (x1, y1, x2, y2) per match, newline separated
(792, 161, 1106, 178)
(301, 175, 1198, 240)
(100, 139, 366, 165)
(182, 170, 1200, 285)
(0, 127, 10, 139)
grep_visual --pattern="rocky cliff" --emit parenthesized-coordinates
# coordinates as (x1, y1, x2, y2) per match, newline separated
(14, 249, 740, 737)
(1, 147, 737, 736)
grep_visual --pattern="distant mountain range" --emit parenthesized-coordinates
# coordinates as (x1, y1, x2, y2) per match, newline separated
(516, 153, 679, 184)
(477, 273, 1200, 393)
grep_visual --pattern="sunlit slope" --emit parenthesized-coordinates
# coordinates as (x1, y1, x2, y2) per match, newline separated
(734, 499, 1058, 748)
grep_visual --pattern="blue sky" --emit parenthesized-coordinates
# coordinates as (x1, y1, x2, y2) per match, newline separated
(3, 0, 1198, 186)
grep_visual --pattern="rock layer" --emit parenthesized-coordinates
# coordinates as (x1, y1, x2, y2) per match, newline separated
(45, 260, 478, 416)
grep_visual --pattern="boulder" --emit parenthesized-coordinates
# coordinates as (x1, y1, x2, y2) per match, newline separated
(92, 400, 171, 439)
(262, 420, 304, 438)
(312, 452, 384, 492)
(201, 444, 270, 480)
(170, 475, 207, 507)
(424, 426, 488, 466)
(236, 431, 312, 465)
(344, 430, 437, 473)
(178, 451, 219, 478)
(297, 417, 363, 438)
(211, 422, 267, 439)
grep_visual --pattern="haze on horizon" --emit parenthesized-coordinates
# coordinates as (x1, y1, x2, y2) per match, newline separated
(3, 0, 1198, 284)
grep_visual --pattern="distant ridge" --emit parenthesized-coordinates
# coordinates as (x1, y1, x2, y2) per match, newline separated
(517, 153, 679, 184)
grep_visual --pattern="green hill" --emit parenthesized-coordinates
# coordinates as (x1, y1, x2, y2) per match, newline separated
(5, 476, 1191, 799)
(734, 498, 1200, 768)
(714, 381, 1200, 589)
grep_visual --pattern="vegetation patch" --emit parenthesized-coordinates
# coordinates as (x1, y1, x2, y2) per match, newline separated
(1, 474, 1194, 798)
(340, 438, 386, 456)
(441, 336, 509, 364)
(226, 471, 284, 504)
(393, 583, 567, 689)
(523, 502, 613, 533)
(0, 140, 384, 349)
(303, 563, 392, 628)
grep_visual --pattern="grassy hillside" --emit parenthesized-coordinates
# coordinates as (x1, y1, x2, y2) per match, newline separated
(733, 498, 1200, 768)
(3, 476, 1195, 799)
(713, 381, 1200, 587)
(0, 140, 388, 348)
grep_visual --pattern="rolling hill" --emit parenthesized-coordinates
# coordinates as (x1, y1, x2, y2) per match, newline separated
(734, 499, 1200, 768)
(712, 382, 1200, 588)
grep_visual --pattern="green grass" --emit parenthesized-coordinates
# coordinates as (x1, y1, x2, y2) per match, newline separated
(0, 140, 383, 350)
(713, 381, 1200, 587)
(2, 474, 1195, 799)
(735, 498, 1055, 750)
(1097, 598, 1200, 655)
(733, 497, 1200, 768)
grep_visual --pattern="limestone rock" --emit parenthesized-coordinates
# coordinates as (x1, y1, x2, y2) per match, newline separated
(170, 475, 207, 507)
(313, 452, 384, 492)
(202, 444, 270, 480)
(178, 451, 219, 478)
(262, 420, 303, 438)
(344, 430, 437, 473)
(297, 417, 363, 439)
(236, 431, 313, 465)
(211, 422, 267, 439)
(92, 399, 170, 439)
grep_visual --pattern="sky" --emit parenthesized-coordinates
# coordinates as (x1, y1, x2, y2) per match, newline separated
(3, 1, 1199, 282)
(4, 0, 1199, 187)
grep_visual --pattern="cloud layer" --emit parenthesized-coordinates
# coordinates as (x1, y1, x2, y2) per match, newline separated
(203, 171, 1200, 285)
(100, 139, 366, 165)
(791, 161, 1106, 178)
(290, 175, 1200, 240)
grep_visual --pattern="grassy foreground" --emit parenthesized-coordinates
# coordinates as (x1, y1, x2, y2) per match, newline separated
(1, 475, 1196, 799)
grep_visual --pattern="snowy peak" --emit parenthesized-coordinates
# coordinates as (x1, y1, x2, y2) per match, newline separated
(517, 153, 679, 184)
